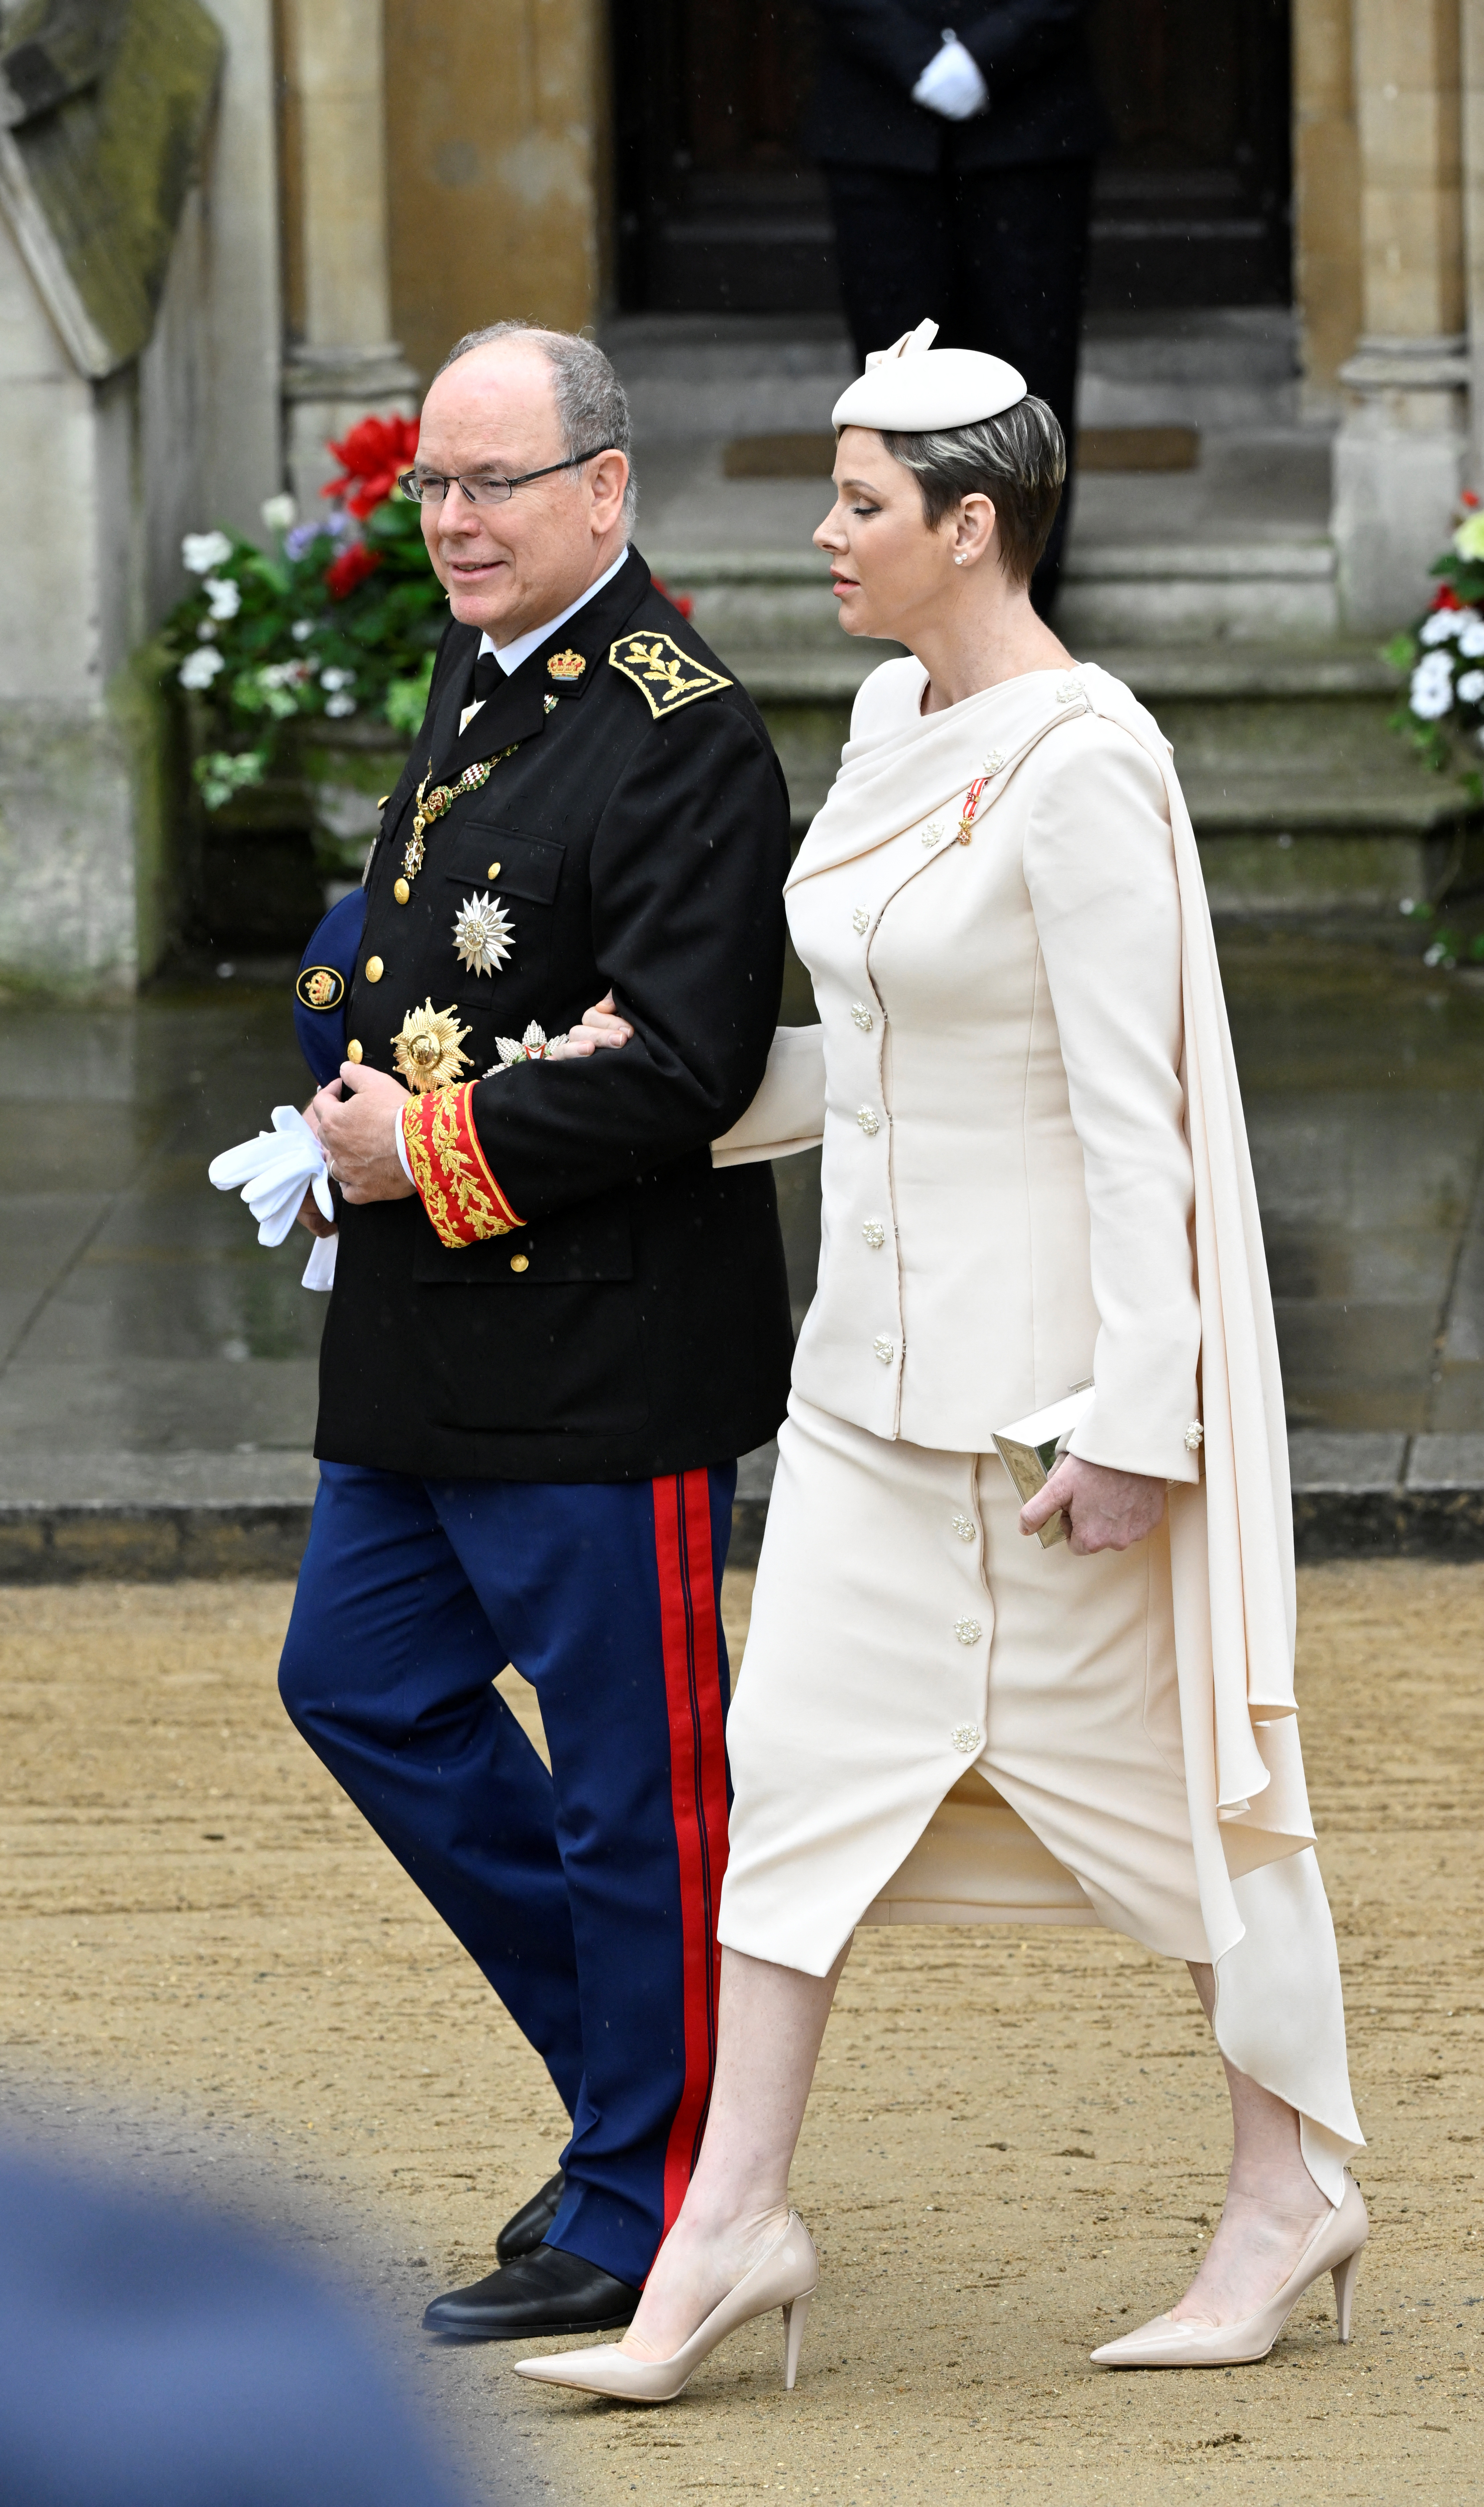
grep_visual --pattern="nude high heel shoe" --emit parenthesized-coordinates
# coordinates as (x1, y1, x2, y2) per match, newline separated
(1090, 2172, 1368, 2369)
(512, 2211, 819, 2403)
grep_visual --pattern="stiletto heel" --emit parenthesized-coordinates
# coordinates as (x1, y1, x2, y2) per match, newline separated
(1091, 2172, 1369, 2370)
(513, 2212, 819, 2403)
(1332, 2243, 1361, 2343)
(782, 2289, 813, 2390)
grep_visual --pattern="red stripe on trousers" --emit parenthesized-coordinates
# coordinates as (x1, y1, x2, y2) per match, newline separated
(653, 1467, 730, 2243)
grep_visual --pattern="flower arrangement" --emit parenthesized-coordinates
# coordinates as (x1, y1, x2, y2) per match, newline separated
(1385, 496, 1484, 967)
(1386, 496, 1484, 779)
(163, 415, 444, 809)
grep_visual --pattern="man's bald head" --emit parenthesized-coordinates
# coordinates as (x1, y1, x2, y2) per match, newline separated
(431, 323, 634, 524)
(413, 323, 633, 642)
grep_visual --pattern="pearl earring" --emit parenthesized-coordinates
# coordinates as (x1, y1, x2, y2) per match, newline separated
(954, 554, 966, 566)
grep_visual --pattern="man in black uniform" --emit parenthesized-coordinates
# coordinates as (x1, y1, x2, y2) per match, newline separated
(805, 0, 1107, 612)
(279, 324, 794, 2340)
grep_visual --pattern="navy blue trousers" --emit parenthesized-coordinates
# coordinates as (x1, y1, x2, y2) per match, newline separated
(278, 1460, 736, 2288)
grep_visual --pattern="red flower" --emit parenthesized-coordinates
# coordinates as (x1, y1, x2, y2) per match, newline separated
(1463, 491, 1481, 509)
(323, 414, 421, 518)
(326, 541, 383, 600)
(651, 575, 695, 621)
(1431, 583, 1464, 611)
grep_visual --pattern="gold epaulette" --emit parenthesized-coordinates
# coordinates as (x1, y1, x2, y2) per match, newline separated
(608, 631, 732, 718)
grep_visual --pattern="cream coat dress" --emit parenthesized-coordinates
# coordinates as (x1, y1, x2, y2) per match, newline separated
(712, 656, 1363, 2201)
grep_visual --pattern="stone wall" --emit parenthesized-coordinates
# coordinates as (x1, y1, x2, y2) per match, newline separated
(384, 0, 609, 385)
(0, 0, 281, 998)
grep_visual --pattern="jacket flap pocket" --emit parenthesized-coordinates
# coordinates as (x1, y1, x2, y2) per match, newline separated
(444, 823, 564, 906)
(412, 1190, 632, 1284)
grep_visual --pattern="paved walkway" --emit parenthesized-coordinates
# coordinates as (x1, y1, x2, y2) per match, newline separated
(1, 1560, 1477, 2505)
(3, 935, 1483, 1546)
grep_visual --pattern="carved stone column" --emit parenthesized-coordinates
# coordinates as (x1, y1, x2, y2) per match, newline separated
(1331, 0, 1469, 629)
(1462, 0, 1484, 477)
(278, 0, 417, 512)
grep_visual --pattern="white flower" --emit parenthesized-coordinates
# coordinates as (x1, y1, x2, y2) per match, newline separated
(1425, 941, 1449, 966)
(196, 620, 217, 641)
(258, 660, 310, 690)
(1420, 609, 1462, 645)
(325, 693, 357, 718)
(1458, 669, 1484, 703)
(1459, 616, 1484, 657)
(204, 574, 241, 621)
(291, 619, 314, 642)
(178, 645, 226, 689)
(1410, 651, 1455, 719)
(261, 491, 297, 533)
(320, 666, 356, 691)
(182, 529, 233, 575)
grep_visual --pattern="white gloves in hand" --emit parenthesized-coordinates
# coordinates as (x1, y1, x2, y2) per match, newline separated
(912, 32, 989, 121)
(208, 1105, 338, 1290)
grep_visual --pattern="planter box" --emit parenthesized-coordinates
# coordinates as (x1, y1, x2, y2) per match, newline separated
(184, 710, 408, 950)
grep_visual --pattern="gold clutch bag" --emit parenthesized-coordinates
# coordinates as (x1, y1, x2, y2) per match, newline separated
(991, 1385, 1094, 1549)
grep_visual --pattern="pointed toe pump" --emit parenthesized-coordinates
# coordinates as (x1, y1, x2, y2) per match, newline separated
(1091, 2172, 1368, 2370)
(512, 2211, 819, 2404)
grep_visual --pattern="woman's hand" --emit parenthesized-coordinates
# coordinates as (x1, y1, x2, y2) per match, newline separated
(554, 991, 633, 1058)
(1020, 1455, 1166, 1554)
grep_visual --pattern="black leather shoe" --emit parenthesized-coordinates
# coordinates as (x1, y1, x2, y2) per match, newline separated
(495, 2169, 565, 2264)
(422, 2243, 640, 2341)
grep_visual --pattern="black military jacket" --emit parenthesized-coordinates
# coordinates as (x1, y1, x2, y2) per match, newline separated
(802, 0, 1106, 174)
(315, 549, 796, 1482)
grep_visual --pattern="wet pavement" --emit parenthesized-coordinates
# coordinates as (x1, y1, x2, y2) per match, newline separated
(2, 931, 1482, 1522)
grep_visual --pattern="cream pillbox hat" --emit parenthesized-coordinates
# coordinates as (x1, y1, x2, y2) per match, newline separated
(831, 317, 1026, 432)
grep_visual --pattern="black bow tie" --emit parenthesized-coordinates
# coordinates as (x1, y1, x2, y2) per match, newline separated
(469, 645, 502, 709)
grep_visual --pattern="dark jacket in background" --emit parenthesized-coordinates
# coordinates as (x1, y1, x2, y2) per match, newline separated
(803, 0, 1107, 171)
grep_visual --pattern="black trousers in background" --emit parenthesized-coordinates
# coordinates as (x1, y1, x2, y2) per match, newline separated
(822, 157, 1096, 615)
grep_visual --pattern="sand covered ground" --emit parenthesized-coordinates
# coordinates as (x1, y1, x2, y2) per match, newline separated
(0, 1562, 1479, 2506)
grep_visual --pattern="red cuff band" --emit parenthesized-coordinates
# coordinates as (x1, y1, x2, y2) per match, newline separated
(401, 1084, 522, 1247)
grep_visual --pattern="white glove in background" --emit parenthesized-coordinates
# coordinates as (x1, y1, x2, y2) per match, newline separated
(912, 32, 989, 120)
(208, 1105, 338, 1290)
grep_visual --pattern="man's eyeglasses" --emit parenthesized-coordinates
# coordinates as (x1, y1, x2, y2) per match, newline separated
(397, 448, 615, 507)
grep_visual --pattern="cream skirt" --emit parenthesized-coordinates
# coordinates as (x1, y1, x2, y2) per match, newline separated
(719, 1394, 1363, 2200)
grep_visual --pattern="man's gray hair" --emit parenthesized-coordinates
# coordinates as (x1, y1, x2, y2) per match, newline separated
(435, 322, 637, 526)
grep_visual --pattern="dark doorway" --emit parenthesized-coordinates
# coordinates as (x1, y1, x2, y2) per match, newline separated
(609, 0, 1291, 316)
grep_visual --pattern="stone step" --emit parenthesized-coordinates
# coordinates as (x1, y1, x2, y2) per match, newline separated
(606, 306, 1302, 442)
(4, 1435, 1480, 1577)
(683, 624, 1452, 907)
(655, 538, 1341, 653)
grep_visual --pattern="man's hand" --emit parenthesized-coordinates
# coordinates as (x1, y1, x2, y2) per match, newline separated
(312, 1064, 416, 1205)
(1020, 1455, 1166, 1555)
(556, 990, 634, 1057)
(294, 1184, 336, 1240)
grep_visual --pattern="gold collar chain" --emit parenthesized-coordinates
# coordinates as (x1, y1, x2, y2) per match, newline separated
(398, 746, 517, 894)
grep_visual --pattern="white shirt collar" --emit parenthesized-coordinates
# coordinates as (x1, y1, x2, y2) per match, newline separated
(479, 545, 631, 679)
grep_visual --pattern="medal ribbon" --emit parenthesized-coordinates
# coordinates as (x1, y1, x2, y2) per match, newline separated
(955, 776, 989, 845)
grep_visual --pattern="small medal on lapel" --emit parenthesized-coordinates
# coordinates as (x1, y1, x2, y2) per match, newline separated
(452, 889, 515, 977)
(547, 649, 586, 684)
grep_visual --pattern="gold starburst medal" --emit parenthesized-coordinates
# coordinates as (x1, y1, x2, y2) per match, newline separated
(452, 889, 515, 978)
(392, 999, 473, 1092)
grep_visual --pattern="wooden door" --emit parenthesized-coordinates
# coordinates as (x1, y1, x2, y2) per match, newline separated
(611, 0, 1291, 316)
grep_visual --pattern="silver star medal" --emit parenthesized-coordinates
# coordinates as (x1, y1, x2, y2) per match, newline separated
(487, 1022, 552, 1075)
(452, 889, 515, 977)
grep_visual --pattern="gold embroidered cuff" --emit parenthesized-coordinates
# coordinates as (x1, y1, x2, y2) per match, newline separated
(401, 1085, 522, 1247)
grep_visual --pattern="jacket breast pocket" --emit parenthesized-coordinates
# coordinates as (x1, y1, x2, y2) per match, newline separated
(411, 1189, 633, 1285)
(442, 822, 565, 989)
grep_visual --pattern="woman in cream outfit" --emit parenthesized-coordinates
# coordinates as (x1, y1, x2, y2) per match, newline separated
(517, 326, 1366, 2404)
